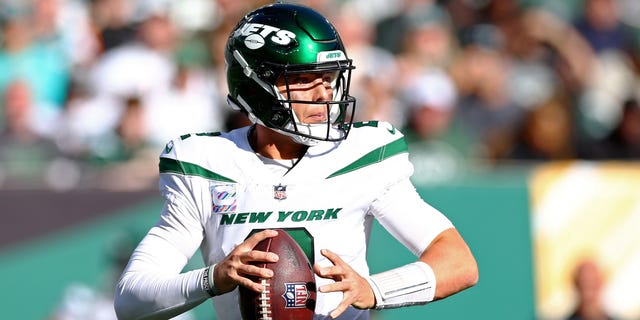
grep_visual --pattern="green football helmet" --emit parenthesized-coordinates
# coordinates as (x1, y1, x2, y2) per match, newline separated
(225, 3, 356, 145)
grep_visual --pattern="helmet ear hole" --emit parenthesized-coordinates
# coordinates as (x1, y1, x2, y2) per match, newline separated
(256, 65, 279, 83)
(269, 108, 291, 128)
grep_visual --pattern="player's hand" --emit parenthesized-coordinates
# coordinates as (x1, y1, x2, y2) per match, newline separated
(314, 249, 376, 318)
(213, 229, 280, 294)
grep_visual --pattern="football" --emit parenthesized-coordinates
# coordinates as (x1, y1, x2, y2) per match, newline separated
(239, 229, 316, 320)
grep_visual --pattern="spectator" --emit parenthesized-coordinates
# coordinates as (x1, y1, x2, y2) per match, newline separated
(93, 95, 159, 191)
(30, 0, 100, 70)
(88, 0, 138, 53)
(571, 0, 637, 142)
(400, 69, 473, 185)
(77, 4, 181, 162)
(0, 4, 71, 109)
(580, 98, 640, 159)
(0, 80, 79, 189)
(449, 24, 525, 161)
(88, 4, 177, 100)
(521, 7, 596, 90)
(402, 70, 460, 141)
(96, 95, 149, 164)
(333, 4, 403, 127)
(493, 6, 567, 111)
(566, 259, 615, 320)
(0, 78, 61, 139)
(506, 94, 576, 161)
(374, 0, 442, 55)
(443, 0, 483, 40)
(0, 0, 638, 191)
(574, 0, 637, 57)
(145, 65, 226, 147)
(393, 2, 458, 86)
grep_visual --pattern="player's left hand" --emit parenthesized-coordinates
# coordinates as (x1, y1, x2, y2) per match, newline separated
(314, 249, 376, 318)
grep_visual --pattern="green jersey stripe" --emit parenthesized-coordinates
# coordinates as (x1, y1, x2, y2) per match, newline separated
(327, 137, 408, 178)
(159, 158, 236, 183)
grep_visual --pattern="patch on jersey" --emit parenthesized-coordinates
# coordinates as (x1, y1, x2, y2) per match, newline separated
(211, 184, 237, 214)
(273, 184, 287, 200)
(282, 282, 310, 308)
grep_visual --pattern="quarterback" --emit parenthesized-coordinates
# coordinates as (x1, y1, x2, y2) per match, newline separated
(114, 3, 478, 320)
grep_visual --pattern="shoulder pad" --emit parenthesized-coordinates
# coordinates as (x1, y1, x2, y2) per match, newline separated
(157, 129, 248, 183)
(321, 121, 410, 179)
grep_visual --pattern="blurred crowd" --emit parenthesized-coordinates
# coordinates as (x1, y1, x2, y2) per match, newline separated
(1, 0, 640, 191)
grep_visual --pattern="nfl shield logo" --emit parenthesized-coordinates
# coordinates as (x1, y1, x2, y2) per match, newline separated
(273, 184, 287, 200)
(282, 282, 309, 308)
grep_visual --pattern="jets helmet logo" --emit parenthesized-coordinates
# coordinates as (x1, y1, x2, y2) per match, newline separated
(236, 23, 296, 49)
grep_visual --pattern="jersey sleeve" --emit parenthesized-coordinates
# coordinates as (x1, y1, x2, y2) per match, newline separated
(114, 139, 212, 319)
(348, 122, 451, 255)
(369, 177, 454, 257)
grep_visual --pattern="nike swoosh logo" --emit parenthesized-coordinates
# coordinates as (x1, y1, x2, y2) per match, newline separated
(385, 123, 396, 135)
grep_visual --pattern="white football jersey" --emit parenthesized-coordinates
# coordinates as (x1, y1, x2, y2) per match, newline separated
(122, 121, 453, 320)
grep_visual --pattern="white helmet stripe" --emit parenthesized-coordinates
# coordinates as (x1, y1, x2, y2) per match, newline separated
(233, 50, 275, 94)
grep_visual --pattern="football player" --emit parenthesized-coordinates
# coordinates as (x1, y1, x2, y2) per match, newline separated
(114, 3, 478, 319)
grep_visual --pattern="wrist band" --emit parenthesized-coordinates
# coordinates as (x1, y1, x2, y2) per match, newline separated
(203, 264, 218, 297)
(367, 261, 436, 309)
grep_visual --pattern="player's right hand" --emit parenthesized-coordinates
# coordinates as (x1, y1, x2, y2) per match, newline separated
(213, 229, 280, 294)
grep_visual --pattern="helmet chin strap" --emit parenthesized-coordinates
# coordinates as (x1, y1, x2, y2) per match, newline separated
(277, 90, 346, 146)
(245, 108, 344, 147)
(234, 70, 347, 146)
(281, 108, 322, 146)
(283, 102, 345, 146)
(234, 94, 322, 146)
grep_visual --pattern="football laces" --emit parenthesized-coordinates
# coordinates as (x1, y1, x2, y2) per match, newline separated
(258, 278, 273, 320)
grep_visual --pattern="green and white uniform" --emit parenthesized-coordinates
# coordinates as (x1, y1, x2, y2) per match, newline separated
(115, 121, 453, 320)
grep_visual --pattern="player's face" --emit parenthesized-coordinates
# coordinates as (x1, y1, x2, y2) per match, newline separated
(277, 72, 337, 124)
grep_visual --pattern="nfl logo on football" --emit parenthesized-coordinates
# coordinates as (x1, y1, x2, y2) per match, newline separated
(273, 184, 287, 200)
(282, 282, 309, 308)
